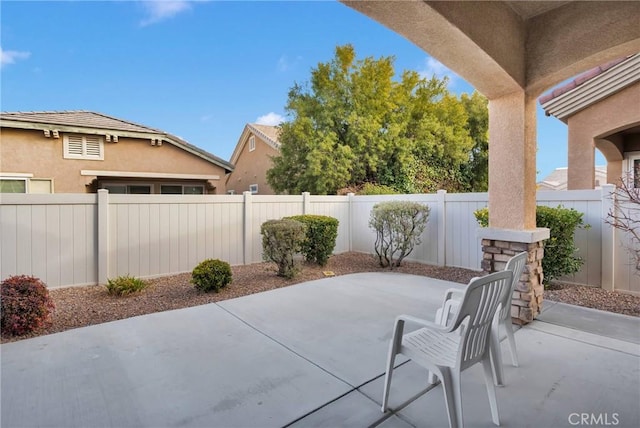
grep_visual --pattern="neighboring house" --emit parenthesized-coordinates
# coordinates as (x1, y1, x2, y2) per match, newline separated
(540, 53, 640, 190)
(538, 166, 607, 191)
(226, 123, 281, 195)
(0, 111, 233, 194)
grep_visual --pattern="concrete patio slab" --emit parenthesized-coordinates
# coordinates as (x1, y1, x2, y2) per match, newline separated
(1, 304, 351, 428)
(539, 300, 640, 344)
(288, 390, 381, 427)
(2, 272, 638, 428)
(218, 273, 463, 388)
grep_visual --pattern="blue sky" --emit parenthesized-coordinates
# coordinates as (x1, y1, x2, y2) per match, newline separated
(1, 0, 602, 181)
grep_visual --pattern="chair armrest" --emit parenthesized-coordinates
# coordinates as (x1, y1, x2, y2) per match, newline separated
(442, 288, 465, 302)
(396, 314, 454, 333)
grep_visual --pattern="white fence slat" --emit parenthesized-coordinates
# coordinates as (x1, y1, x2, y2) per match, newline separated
(45, 205, 61, 287)
(30, 205, 47, 282)
(16, 205, 32, 275)
(1, 205, 18, 277)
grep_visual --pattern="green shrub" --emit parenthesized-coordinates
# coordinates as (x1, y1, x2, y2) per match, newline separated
(1, 275, 55, 336)
(261, 219, 306, 278)
(369, 201, 430, 268)
(191, 259, 232, 292)
(474, 205, 589, 284)
(358, 183, 400, 195)
(106, 275, 148, 296)
(286, 215, 339, 266)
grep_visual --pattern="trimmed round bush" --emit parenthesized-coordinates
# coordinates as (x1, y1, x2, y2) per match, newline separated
(286, 215, 339, 266)
(191, 259, 232, 292)
(1, 275, 55, 336)
(106, 275, 148, 296)
(261, 218, 306, 278)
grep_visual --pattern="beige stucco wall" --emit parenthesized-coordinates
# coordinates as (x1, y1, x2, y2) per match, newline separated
(226, 133, 279, 195)
(567, 82, 640, 189)
(0, 128, 227, 193)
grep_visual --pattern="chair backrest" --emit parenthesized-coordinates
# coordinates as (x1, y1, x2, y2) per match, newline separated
(448, 270, 512, 370)
(498, 252, 528, 322)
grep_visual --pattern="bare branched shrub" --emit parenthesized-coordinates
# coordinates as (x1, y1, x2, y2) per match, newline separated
(606, 176, 640, 273)
(369, 201, 430, 268)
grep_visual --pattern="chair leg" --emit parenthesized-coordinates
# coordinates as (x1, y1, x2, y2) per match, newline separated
(382, 319, 405, 412)
(381, 352, 396, 412)
(503, 320, 519, 367)
(490, 324, 505, 386)
(482, 356, 501, 426)
(440, 368, 462, 428)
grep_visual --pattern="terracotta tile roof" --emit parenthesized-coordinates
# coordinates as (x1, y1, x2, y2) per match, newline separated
(0, 110, 163, 134)
(539, 56, 630, 104)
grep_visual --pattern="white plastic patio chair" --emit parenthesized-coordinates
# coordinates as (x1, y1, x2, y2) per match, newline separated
(433, 251, 528, 386)
(381, 270, 512, 428)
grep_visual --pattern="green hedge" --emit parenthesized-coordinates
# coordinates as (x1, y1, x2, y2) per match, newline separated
(474, 205, 589, 284)
(286, 215, 339, 266)
(261, 219, 306, 278)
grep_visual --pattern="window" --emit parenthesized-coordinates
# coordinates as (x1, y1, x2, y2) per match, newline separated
(0, 176, 53, 194)
(249, 136, 256, 152)
(64, 135, 104, 160)
(29, 179, 53, 194)
(0, 178, 27, 193)
(160, 185, 205, 195)
(102, 184, 151, 194)
(626, 152, 640, 189)
(249, 184, 258, 194)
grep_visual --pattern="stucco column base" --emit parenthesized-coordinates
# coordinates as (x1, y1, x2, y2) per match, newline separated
(478, 227, 550, 325)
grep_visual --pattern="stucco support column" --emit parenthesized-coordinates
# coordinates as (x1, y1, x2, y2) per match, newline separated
(482, 90, 549, 324)
(567, 118, 596, 189)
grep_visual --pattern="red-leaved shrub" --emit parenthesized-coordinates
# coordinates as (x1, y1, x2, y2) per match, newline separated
(1, 275, 55, 336)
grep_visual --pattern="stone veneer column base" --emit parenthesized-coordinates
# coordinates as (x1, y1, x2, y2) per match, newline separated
(477, 228, 550, 325)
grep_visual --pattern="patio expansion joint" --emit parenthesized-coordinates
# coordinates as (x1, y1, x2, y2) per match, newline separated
(526, 321, 640, 356)
(358, 359, 437, 428)
(213, 301, 356, 375)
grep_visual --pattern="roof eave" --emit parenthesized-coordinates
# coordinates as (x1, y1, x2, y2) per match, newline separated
(540, 53, 640, 121)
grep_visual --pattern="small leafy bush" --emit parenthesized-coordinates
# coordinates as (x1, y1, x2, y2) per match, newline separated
(358, 183, 400, 195)
(106, 275, 148, 296)
(286, 215, 339, 266)
(1, 275, 55, 336)
(261, 219, 306, 278)
(474, 205, 589, 284)
(191, 259, 232, 292)
(369, 201, 430, 268)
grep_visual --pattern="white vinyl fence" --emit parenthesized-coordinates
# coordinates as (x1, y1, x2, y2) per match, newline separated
(1, 187, 637, 294)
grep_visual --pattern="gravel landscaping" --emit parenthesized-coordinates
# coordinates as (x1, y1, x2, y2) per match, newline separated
(2, 252, 638, 343)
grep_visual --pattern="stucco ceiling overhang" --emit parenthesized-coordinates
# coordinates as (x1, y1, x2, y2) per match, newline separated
(341, 1, 640, 98)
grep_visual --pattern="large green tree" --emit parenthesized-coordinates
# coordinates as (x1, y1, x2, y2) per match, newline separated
(267, 45, 487, 194)
(458, 91, 489, 192)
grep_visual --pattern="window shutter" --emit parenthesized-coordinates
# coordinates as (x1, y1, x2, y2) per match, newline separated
(85, 136, 102, 158)
(67, 135, 84, 156)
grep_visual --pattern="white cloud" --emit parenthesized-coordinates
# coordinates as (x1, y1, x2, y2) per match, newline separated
(277, 54, 302, 72)
(139, 0, 193, 26)
(255, 112, 285, 126)
(1, 46, 31, 68)
(419, 57, 460, 87)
